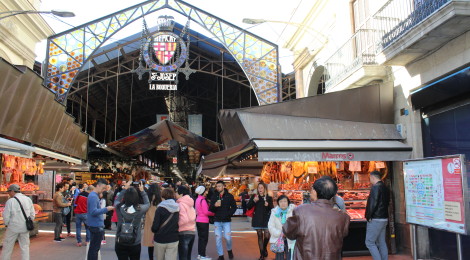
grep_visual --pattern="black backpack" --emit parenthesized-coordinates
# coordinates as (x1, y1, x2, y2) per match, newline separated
(116, 205, 138, 245)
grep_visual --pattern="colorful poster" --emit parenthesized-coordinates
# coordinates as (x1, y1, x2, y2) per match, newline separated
(441, 158, 464, 223)
(404, 155, 467, 234)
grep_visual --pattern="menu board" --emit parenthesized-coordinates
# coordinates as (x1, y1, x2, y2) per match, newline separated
(403, 155, 468, 234)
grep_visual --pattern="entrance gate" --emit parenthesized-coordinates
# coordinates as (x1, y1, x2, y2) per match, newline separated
(44, 0, 280, 105)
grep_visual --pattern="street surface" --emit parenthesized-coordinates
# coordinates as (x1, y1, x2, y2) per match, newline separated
(0, 218, 412, 260)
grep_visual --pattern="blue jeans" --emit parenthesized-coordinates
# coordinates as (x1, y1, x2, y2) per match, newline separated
(365, 219, 388, 260)
(214, 222, 232, 256)
(88, 226, 104, 260)
(75, 213, 90, 243)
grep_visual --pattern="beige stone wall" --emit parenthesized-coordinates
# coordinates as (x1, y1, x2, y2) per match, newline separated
(0, 0, 54, 68)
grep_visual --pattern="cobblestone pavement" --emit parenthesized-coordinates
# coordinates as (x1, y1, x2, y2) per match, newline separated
(0, 217, 412, 260)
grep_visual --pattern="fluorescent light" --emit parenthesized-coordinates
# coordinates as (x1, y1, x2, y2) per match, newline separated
(0, 137, 34, 158)
(33, 147, 82, 164)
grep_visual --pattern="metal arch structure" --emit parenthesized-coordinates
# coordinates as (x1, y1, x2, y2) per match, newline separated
(44, 0, 280, 105)
(70, 43, 251, 96)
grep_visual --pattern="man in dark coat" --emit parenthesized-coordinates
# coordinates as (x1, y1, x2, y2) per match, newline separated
(365, 171, 390, 260)
(283, 176, 350, 260)
(209, 181, 237, 260)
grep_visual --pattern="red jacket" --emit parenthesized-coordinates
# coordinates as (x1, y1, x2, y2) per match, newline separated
(74, 191, 89, 214)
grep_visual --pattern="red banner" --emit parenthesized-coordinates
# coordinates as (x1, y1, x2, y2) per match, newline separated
(441, 158, 464, 224)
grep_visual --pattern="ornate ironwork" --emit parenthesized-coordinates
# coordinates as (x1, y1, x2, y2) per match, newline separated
(322, 29, 381, 90)
(374, 0, 451, 52)
(44, 0, 279, 105)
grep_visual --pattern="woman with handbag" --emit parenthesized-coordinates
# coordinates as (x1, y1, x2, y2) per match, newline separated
(152, 188, 180, 260)
(247, 182, 274, 260)
(142, 182, 162, 260)
(53, 183, 72, 242)
(195, 186, 215, 260)
(268, 195, 295, 260)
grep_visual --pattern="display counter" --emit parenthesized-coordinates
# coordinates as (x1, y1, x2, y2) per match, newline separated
(0, 192, 49, 247)
(264, 160, 391, 256)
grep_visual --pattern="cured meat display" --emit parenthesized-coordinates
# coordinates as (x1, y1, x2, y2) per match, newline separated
(346, 209, 366, 220)
(265, 160, 388, 221)
(0, 183, 39, 192)
(0, 154, 43, 192)
(1, 154, 44, 178)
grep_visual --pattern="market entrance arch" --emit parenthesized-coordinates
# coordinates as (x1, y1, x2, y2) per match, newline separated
(44, 0, 280, 105)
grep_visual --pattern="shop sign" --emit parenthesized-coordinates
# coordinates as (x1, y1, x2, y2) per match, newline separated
(151, 72, 177, 81)
(137, 16, 195, 91)
(149, 84, 177, 90)
(156, 114, 169, 122)
(321, 152, 355, 161)
(188, 114, 203, 136)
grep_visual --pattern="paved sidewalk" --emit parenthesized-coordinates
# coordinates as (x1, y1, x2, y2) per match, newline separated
(0, 217, 412, 260)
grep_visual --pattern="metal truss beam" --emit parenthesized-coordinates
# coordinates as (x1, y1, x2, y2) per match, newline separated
(44, 0, 280, 105)
(70, 48, 250, 96)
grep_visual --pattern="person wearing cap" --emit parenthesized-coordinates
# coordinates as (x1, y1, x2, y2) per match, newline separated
(195, 185, 214, 260)
(1, 184, 35, 260)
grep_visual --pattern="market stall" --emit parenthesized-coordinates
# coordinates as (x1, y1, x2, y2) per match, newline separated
(207, 177, 254, 216)
(0, 154, 49, 245)
(74, 172, 115, 185)
(205, 103, 416, 256)
(260, 160, 391, 254)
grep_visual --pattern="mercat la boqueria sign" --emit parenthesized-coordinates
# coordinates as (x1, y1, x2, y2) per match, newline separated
(134, 15, 195, 91)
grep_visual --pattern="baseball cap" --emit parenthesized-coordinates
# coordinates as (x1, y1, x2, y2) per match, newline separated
(195, 186, 206, 195)
(7, 184, 20, 192)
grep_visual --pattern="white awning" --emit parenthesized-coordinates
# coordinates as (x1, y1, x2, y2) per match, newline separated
(254, 140, 412, 162)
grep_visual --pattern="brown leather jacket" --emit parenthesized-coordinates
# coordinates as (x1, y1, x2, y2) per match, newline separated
(283, 199, 350, 260)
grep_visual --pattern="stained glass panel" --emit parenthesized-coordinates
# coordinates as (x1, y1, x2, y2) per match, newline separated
(44, 0, 279, 105)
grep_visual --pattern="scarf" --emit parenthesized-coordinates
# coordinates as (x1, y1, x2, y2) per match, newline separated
(275, 207, 289, 224)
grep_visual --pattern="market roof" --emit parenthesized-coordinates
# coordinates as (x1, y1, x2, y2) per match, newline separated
(0, 58, 88, 160)
(105, 119, 219, 157)
(222, 83, 394, 125)
(219, 111, 404, 148)
(254, 140, 412, 162)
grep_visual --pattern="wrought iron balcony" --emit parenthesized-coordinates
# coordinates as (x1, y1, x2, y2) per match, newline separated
(373, 0, 470, 65)
(375, 0, 451, 52)
(324, 29, 383, 91)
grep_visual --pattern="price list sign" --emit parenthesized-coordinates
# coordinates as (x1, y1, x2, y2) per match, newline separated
(403, 155, 468, 234)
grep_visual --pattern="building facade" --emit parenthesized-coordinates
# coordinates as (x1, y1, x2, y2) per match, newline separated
(282, 0, 470, 258)
(0, 0, 53, 68)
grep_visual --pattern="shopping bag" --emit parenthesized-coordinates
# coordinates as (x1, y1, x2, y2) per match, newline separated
(270, 235, 285, 253)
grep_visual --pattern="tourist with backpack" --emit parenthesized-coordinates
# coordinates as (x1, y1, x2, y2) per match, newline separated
(195, 185, 214, 260)
(114, 181, 150, 260)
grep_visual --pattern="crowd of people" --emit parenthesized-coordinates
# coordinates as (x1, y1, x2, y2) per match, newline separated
(0, 170, 390, 260)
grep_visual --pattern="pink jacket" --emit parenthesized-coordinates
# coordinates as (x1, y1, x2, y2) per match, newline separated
(195, 195, 214, 223)
(177, 195, 196, 232)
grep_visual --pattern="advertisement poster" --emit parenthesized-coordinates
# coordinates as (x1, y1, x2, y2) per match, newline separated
(403, 155, 467, 234)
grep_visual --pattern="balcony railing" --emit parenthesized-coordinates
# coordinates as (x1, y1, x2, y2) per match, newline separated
(324, 29, 381, 90)
(374, 0, 451, 52)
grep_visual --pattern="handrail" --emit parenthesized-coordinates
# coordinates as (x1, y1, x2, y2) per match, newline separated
(323, 29, 381, 90)
(373, 0, 451, 52)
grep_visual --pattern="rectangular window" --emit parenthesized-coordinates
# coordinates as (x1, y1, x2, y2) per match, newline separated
(352, 0, 369, 32)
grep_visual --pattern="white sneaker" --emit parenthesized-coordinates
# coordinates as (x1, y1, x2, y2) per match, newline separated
(197, 256, 201, 260)
(200, 257, 212, 260)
